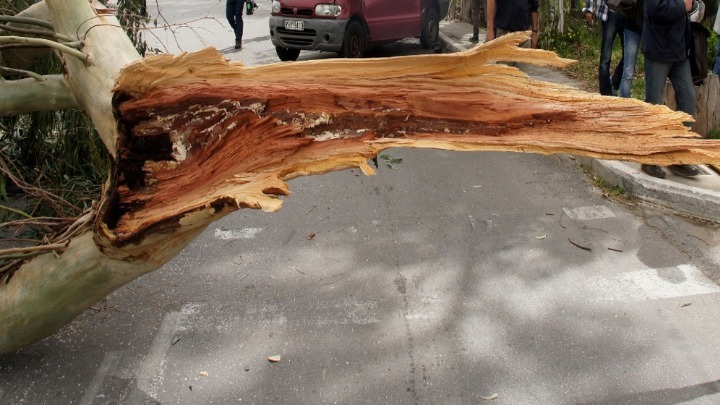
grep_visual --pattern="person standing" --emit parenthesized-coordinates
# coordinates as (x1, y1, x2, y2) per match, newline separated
(641, 0, 700, 178)
(470, 0, 484, 43)
(583, 0, 625, 96)
(226, 0, 246, 49)
(485, 0, 539, 48)
(618, 0, 643, 98)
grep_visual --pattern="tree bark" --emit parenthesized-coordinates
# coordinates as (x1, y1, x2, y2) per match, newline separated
(0, 75, 78, 114)
(2, 2, 720, 354)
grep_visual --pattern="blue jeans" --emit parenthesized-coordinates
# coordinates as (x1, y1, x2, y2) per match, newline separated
(645, 57, 695, 123)
(713, 40, 720, 75)
(226, 0, 245, 41)
(619, 28, 641, 98)
(599, 12, 624, 96)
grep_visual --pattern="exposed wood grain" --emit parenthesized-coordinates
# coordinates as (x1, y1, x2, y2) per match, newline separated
(109, 32, 720, 244)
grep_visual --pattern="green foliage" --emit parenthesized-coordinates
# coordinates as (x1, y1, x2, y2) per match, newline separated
(1, 0, 147, 220)
(709, 31, 718, 74)
(116, 0, 149, 56)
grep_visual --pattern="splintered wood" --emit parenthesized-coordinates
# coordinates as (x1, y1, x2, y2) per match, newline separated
(109, 32, 720, 244)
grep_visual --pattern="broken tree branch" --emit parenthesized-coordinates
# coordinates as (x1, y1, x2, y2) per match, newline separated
(0, 74, 79, 113)
(2, 0, 719, 356)
(0, 36, 89, 62)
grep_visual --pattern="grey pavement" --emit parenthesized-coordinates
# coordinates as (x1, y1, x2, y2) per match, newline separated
(439, 19, 720, 223)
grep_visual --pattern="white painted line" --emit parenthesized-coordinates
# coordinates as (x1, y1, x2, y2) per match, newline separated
(563, 206, 616, 221)
(214, 227, 263, 240)
(79, 351, 121, 405)
(592, 264, 720, 302)
(136, 311, 183, 399)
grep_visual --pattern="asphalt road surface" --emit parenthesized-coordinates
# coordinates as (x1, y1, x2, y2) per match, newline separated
(2, 2, 720, 404)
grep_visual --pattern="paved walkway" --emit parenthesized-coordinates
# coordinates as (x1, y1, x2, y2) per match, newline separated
(439, 19, 720, 223)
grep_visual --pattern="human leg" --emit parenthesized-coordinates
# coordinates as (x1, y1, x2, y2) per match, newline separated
(641, 58, 672, 178)
(599, 12, 623, 95)
(644, 58, 671, 105)
(471, 0, 481, 41)
(226, 0, 244, 47)
(226, 0, 237, 30)
(610, 15, 624, 92)
(619, 28, 640, 98)
(644, 58, 699, 178)
(668, 58, 696, 118)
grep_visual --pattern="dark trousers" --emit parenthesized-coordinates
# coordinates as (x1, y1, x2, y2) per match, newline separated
(471, 0, 484, 37)
(599, 11, 624, 96)
(226, 0, 245, 41)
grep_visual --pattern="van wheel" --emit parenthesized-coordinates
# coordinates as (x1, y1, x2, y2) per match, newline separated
(276, 46, 300, 61)
(341, 21, 365, 58)
(420, 8, 439, 49)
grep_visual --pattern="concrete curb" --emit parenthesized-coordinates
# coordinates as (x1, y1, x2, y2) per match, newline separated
(577, 157, 720, 223)
(438, 22, 720, 223)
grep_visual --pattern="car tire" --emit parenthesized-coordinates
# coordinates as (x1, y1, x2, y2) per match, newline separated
(341, 20, 365, 58)
(276, 46, 300, 62)
(420, 7, 439, 49)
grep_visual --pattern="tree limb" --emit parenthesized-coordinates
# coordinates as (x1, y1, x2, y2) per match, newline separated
(0, 22, 73, 42)
(0, 74, 79, 114)
(0, 36, 89, 62)
(0, 15, 54, 30)
(0, 1, 53, 70)
(2, 1, 719, 357)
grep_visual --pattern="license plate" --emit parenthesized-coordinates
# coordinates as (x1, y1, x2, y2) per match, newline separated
(284, 20, 304, 31)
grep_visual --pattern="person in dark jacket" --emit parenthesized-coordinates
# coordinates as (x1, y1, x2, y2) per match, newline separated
(485, 0, 539, 48)
(641, 0, 699, 178)
(226, 0, 246, 50)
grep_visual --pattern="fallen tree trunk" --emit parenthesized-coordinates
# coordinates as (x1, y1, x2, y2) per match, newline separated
(2, 1, 720, 354)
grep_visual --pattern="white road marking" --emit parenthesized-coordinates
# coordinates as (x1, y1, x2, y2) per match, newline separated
(79, 351, 121, 405)
(214, 227, 263, 240)
(136, 311, 183, 399)
(592, 264, 720, 302)
(563, 206, 616, 221)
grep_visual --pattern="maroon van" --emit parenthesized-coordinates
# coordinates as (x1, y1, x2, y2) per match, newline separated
(269, 0, 450, 61)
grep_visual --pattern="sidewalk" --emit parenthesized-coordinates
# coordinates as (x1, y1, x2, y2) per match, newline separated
(438, 19, 720, 223)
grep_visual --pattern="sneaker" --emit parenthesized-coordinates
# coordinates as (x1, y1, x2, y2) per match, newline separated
(469, 35, 479, 43)
(667, 164, 700, 177)
(641, 164, 666, 179)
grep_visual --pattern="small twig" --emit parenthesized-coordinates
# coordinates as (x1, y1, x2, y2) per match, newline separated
(582, 225, 609, 234)
(294, 267, 306, 275)
(0, 158, 83, 216)
(568, 237, 592, 252)
(0, 15, 54, 30)
(687, 234, 710, 246)
(0, 204, 34, 219)
(0, 23, 74, 42)
(607, 247, 623, 252)
(0, 251, 48, 261)
(0, 237, 51, 244)
(0, 66, 46, 81)
(0, 243, 67, 256)
(0, 36, 90, 64)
